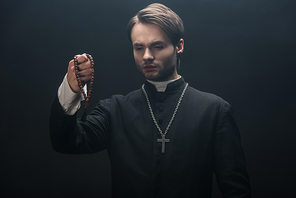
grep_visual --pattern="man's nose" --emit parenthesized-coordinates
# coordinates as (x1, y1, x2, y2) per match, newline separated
(143, 48, 154, 62)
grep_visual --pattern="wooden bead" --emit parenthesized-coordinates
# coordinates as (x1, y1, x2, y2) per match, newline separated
(74, 53, 94, 109)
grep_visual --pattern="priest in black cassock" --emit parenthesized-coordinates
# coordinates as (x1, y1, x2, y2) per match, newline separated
(49, 3, 251, 198)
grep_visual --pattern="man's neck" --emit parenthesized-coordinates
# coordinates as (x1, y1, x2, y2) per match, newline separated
(146, 76, 181, 92)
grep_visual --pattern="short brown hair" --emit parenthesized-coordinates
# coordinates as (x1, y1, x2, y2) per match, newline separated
(127, 3, 184, 46)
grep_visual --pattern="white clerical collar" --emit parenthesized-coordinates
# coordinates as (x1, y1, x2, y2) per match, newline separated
(146, 76, 182, 92)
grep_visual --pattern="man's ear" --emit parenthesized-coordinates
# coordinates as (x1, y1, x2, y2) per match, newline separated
(176, 39, 184, 55)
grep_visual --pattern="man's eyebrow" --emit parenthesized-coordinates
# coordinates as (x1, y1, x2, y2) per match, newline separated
(150, 41, 166, 46)
(133, 41, 166, 47)
(133, 43, 144, 47)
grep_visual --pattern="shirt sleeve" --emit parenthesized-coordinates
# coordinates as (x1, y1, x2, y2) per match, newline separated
(214, 102, 251, 197)
(49, 95, 111, 154)
(57, 74, 87, 115)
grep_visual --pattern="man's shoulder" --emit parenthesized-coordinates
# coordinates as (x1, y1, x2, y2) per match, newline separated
(187, 86, 227, 104)
(182, 86, 232, 115)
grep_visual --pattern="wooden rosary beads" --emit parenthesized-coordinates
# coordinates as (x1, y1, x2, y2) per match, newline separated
(73, 54, 94, 109)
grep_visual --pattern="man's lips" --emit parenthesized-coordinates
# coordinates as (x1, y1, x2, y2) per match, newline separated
(143, 64, 157, 72)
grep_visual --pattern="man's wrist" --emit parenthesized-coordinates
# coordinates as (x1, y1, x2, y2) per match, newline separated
(58, 74, 86, 115)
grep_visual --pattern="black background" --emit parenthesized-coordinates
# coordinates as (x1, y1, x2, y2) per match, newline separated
(1, 0, 295, 197)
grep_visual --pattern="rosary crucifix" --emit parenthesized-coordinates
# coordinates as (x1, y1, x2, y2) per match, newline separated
(157, 135, 170, 153)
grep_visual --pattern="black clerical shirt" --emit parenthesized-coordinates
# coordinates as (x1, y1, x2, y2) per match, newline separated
(49, 78, 251, 197)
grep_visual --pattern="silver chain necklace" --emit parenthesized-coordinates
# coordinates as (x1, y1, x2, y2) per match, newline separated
(141, 83, 188, 153)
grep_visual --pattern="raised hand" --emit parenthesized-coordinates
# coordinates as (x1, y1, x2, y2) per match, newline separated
(67, 53, 94, 93)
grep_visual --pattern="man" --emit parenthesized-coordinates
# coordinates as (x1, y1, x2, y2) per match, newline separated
(50, 3, 251, 197)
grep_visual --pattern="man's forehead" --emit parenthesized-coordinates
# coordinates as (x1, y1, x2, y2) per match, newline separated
(131, 23, 171, 45)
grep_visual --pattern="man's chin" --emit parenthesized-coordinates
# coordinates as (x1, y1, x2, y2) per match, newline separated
(144, 73, 160, 81)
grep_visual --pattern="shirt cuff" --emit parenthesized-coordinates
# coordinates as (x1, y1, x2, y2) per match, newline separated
(57, 74, 87, 115)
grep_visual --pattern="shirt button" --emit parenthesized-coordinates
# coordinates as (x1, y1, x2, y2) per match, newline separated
(156, 95, 165, 102)
(158, 105, 164, 112)
(156, 157, 161, 163)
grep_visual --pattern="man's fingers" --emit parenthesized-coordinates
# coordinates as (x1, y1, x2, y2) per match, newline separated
(79, 74, 92, 83)
(76, 70, 92, 83)
(70, 54, 93, 71)
(76, 68, 93, 77)
(77, 61, 92, 71)
(67, 54, 93, 93)
(69, 59, 74, 66)
(75, 53, 89, 64)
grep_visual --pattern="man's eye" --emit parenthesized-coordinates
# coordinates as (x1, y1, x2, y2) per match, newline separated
(135, 47, 143, 51)
(154, 45, 164, 49)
